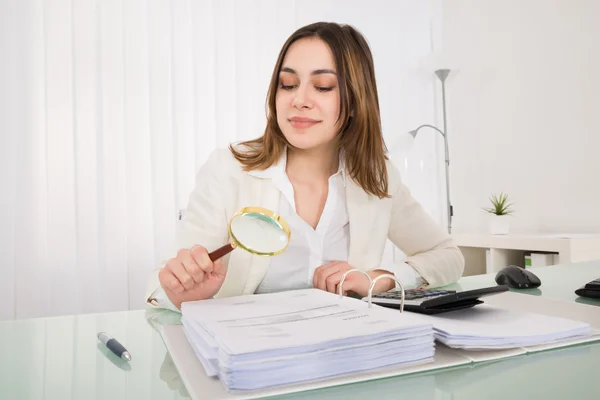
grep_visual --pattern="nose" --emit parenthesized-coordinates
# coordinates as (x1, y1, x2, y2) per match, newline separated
(292, 84, 313, 109)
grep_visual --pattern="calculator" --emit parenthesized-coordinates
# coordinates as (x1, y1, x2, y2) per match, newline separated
(366, 285, 510, 314)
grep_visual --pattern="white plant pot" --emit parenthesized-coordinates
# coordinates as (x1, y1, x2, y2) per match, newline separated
(489, 214, 510, 235)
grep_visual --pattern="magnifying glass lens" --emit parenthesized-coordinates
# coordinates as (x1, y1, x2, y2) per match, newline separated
(230, 212, 289, 255)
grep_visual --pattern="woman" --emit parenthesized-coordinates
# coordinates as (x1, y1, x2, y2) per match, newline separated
(146, 22, 464, 311)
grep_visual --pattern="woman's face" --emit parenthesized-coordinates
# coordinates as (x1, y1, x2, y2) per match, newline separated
(276, 38, 342, 152)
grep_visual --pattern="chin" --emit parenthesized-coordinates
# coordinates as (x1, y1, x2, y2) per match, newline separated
(283, 133, 323, 151)
(287, 141, 321, 151)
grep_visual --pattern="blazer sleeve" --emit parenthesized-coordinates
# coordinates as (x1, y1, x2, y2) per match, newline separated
(145, 148, 231, 307)
(386, 162, 465, 288)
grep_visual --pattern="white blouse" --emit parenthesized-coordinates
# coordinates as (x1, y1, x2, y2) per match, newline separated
(251, 152, 422, 294)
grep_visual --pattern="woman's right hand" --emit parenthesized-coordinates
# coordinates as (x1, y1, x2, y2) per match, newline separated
(158, 245, 228, 309)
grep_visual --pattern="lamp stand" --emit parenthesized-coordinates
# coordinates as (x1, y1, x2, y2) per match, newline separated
(435, 69, 453, 234)
(409, 69, 453, 234)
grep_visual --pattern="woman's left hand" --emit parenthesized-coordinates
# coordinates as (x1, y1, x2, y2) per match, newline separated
(312, 261, 396, 297)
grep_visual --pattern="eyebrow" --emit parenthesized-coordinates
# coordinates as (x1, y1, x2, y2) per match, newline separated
(280, 67, 337, 76)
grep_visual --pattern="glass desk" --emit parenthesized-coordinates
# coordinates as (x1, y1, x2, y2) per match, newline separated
(1, 262, 599, 399)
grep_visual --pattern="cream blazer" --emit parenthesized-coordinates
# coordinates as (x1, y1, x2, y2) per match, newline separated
(145, 148, 464, 304)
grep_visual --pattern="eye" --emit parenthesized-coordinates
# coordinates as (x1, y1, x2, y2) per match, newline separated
(279, 84, 296, 90)
(316, 86, 334, 92)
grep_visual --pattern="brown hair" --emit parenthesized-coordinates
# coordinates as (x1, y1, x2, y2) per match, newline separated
(229, 22, 389, 198)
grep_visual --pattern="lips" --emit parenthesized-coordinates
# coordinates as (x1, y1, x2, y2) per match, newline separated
(289, 116, 321, 129)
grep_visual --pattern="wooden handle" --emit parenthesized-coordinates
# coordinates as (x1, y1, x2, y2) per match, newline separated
(208, 243, 235, 261)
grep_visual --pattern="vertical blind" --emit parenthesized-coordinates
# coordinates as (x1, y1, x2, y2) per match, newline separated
(0, 0, 443, 320)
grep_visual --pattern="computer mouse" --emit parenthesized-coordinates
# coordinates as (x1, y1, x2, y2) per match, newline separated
(495, 265, 541, 289)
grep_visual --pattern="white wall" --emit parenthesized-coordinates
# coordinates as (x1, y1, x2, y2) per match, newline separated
(442, 0, 600, 234)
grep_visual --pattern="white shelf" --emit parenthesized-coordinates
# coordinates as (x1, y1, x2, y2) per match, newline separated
(452, 233, 600, 276)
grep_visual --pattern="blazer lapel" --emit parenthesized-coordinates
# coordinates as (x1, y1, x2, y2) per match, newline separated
(217, 175, 280, 297)
(346, 178, 375, 270)
(240, 177, 281, 294)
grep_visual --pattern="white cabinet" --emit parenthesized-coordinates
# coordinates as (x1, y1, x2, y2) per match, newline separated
(452, 233, 600, 276)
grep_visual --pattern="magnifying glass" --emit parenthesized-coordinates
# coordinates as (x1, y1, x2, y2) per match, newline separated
(207, 206, 291, 261)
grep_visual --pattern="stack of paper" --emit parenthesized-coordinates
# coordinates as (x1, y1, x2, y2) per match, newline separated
(423, 304, 591, 349)
(181, 288, 435, 392)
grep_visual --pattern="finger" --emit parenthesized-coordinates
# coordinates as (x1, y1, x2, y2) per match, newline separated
(177, 248, 190, 259)
(325, 271, 344, 294)
(338, 275, 370, 297)
(314, 261, 341, 273)
(316, 265, 340, 292)
(181, 252, 205, 284)
(339, 276, 358, 295)
(171, 260, 196, 291)
(313, 261, 341, 289)
(190, 245, 213, 273)
(160, 263, 184, 294)
(212, 258, 228, 279)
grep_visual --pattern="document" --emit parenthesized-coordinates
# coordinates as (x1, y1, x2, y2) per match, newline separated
(421, 304, 591, 349)
(181, 289, 435, 392)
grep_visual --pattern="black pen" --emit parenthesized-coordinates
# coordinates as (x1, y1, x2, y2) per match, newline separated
(97, 332, 132, 361)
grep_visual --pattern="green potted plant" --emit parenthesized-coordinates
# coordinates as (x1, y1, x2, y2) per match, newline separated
(484, 192, 514, 235)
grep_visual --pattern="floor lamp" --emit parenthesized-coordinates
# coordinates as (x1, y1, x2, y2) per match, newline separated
(409, 69, 453, 234)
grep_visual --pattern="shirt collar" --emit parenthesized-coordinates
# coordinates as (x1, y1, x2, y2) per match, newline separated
(248, 148, 347, 186)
